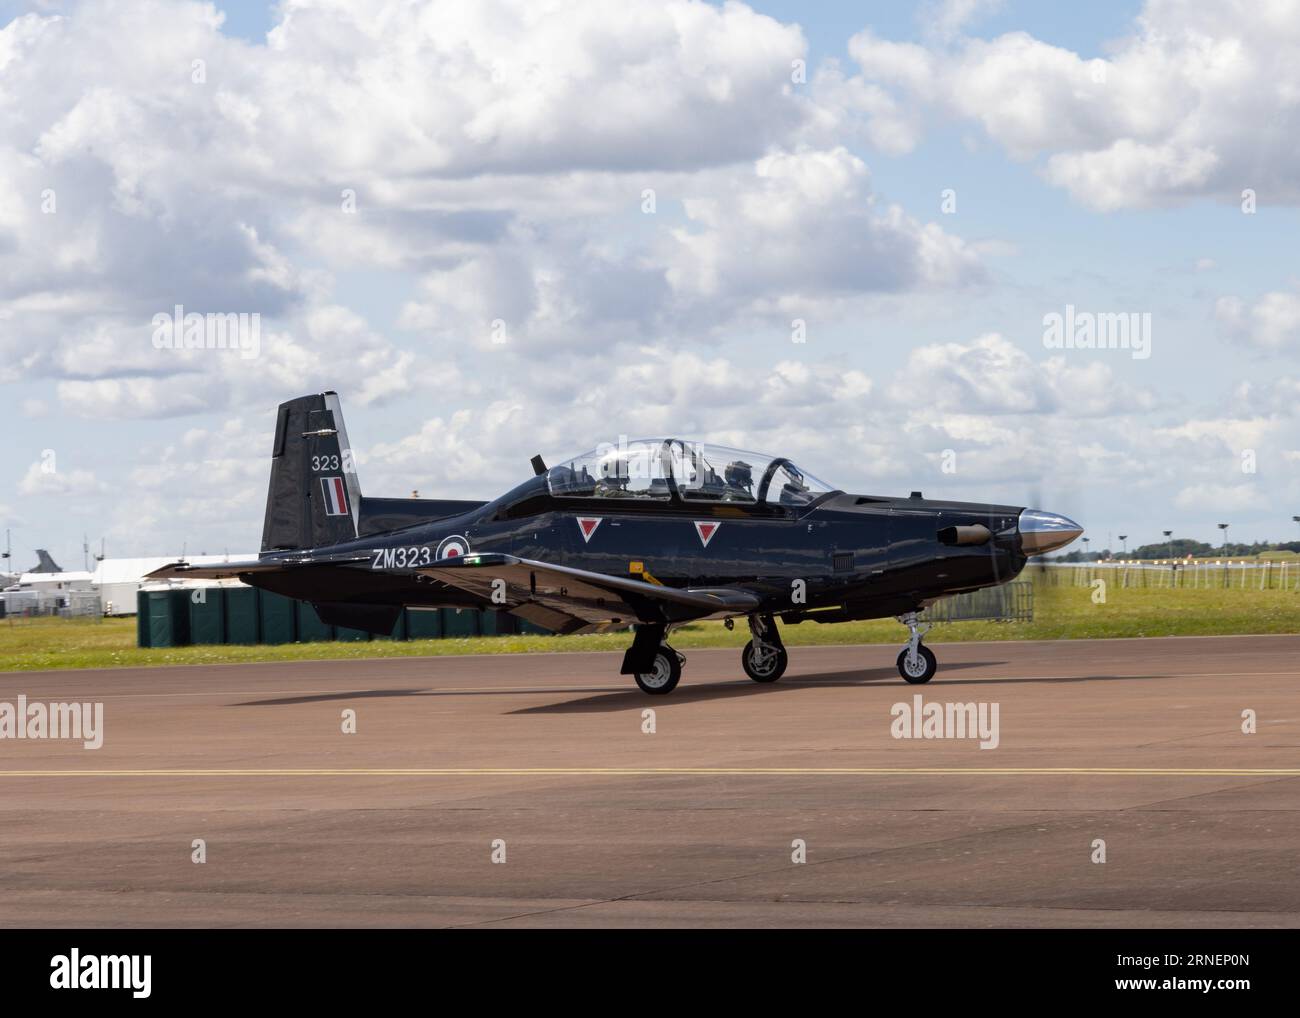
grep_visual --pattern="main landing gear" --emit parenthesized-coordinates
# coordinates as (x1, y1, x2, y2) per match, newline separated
(621, 623, 684, 695)
(621, 615, 789, 695)
(895, 610, 937, 684)
(635, 645, 685, 695)
(741, 614, 787, 684)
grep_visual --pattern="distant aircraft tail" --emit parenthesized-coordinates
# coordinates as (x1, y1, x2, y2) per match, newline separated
(32, 549, 63, 573)
(261, 392, 362, 552)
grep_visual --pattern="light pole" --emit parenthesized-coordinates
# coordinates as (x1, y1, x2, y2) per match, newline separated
(1293, 516, 1300, 544)
(1218, 522, 1230, 550)
(1119, 534, 1128, 556)
(1163, 530, 1173, 559)
(1082, 537, 1091, 560)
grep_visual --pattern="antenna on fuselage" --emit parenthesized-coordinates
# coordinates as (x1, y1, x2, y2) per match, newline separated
(530, 455, 547, 476)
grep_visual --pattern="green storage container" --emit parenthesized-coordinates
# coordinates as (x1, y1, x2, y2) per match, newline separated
(136, 589, 151, 647)
(147, 592, 175, 647)
(441, 607, 480, 637)
(259, 590, 297, 645)
(138, 589, 190, 648)
(480, 610, 516, 637)
(372, 609, 407, 641)
(334, 625, 370, 642)
(296, 601, 334, 643)
(224, 586, 260, 644)
(187, 587, 225, 645)
(404, 608, 442, 640)
(172, 589, 193, 645)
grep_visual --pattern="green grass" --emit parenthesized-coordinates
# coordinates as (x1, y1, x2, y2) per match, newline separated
(1, 579, 1297, 673)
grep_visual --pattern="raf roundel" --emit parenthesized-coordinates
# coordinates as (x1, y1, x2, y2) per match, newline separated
(435, 535, 470, 560)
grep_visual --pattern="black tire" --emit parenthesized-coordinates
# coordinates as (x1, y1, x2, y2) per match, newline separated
(635, 646, 682, 694)
(742, 639, 788, 683)
(896, 645, 937, 684)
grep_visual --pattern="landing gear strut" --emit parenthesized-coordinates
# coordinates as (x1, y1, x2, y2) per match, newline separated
(742, 614, 788, 683)
(895, 610, 936, 684)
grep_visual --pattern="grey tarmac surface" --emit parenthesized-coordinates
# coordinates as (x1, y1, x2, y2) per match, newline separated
(1, 634, 1298, 928)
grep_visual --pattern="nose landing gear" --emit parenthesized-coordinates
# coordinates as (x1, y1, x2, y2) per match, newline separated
(742, 614, 788, 683)
(895, 610, 936, 684)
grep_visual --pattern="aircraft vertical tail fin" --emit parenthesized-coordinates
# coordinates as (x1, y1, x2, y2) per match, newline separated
(32, 549, 63, 573)
(260, 391, 362, 552)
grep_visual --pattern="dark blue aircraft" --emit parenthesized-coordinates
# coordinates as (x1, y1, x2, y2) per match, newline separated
(151, 392, 1083, 694)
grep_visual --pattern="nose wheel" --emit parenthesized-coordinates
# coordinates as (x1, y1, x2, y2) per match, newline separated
(742, 640, 787, 682)
(742, 614, 787, 683)
(896, 644, 937, 683)
(895, 611, 936, 684)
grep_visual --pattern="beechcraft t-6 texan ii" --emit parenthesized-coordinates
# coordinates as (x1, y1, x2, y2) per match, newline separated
(149, 392, 1083, 695)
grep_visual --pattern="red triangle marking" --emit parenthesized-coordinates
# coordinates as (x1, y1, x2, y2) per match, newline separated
(694, 521, 719, 547)
(577, 517, 603, 542)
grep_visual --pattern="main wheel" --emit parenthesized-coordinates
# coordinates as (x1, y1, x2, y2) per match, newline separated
(896, 645, 937, 684)
(635, 646, 682, 694)
(742, 640, 788, 683)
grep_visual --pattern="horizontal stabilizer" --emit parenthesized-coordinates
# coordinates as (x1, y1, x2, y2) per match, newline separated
(145, 552, 370, 581)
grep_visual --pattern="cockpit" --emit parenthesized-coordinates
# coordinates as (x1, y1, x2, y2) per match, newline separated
(545, 439, 836, 507)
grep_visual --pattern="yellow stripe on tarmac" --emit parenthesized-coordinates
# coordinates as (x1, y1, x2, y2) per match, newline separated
(0, 767, 1297, 777)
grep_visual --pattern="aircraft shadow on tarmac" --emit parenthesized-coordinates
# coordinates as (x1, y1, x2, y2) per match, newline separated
(231, 661, 1160, 712)
(508, 665, 1175, 714)
(231, 662, 994, 708)
(508, 661, 1006, 714)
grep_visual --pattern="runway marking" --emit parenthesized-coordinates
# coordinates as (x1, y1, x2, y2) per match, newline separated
(1, 767, 1298, 777)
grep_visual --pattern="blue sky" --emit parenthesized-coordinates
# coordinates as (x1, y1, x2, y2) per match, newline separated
(2, 0, 1299, 568)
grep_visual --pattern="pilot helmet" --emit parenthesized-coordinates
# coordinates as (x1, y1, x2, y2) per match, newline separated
(724, 460, 753, 488)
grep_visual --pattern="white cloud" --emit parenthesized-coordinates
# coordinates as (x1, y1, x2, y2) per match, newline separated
(666, 148, 985, 307)
(57, 377, 225, 419)
(1216, 289, 1300, 351)
(0, 0, 983, 410)
(892, 333, 1154, 416)
(848, 0, 1300, 208)
(1156, 416, 1279, 454)
(1173, 482, 1267, 512)
(18, 460, 104, 496)
(924, 0, 1005, 42)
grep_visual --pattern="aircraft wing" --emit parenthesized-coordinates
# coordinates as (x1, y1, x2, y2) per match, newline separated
(414, 552, 760, 634)
(143, 552, 372, 581)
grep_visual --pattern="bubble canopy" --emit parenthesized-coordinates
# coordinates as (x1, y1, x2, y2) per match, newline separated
(545, 439, 836, 506)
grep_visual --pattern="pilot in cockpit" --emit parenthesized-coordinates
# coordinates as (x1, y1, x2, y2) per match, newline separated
(779, 464, 812, 505)
(723, 460, 754, 501)
(594, 450, 632, 497)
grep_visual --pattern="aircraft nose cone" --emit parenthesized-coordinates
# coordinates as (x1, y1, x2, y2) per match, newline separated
(1018, 509, 1084, 555)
